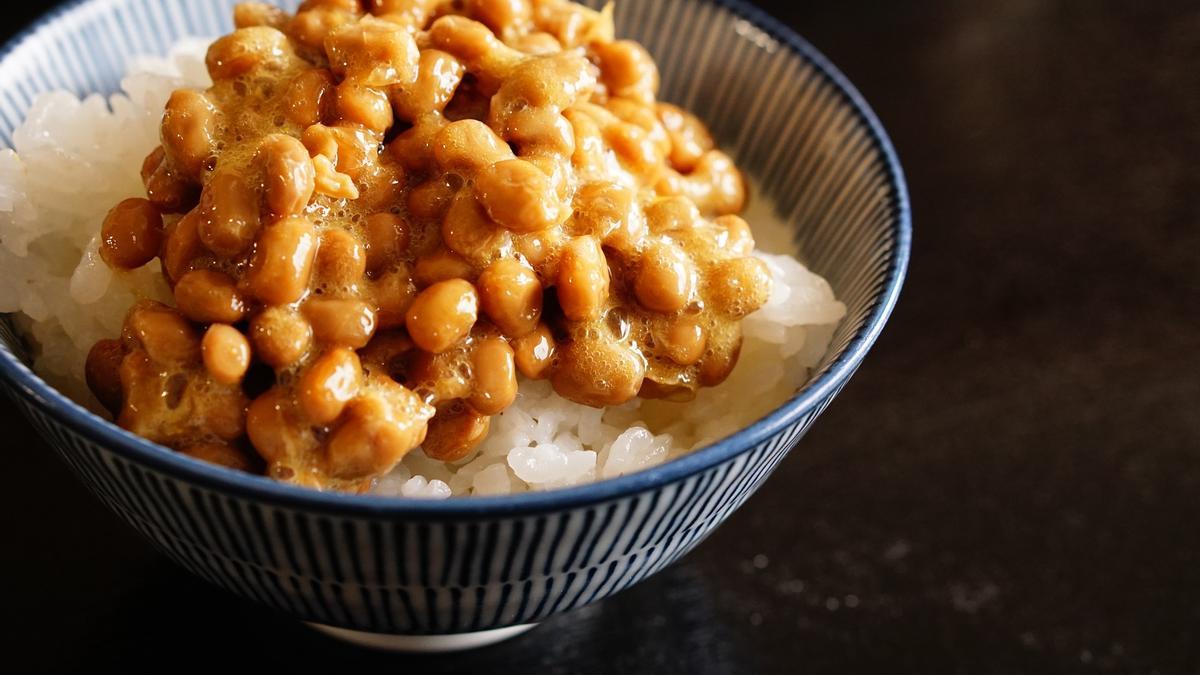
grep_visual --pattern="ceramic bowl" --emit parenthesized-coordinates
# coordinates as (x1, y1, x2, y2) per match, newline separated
(0, 0, 909, 651)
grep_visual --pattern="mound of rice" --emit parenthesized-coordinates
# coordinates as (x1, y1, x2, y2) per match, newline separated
(0, 41, 845, 498)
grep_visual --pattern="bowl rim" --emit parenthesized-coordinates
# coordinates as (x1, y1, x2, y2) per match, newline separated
(0, 0, 911, 519)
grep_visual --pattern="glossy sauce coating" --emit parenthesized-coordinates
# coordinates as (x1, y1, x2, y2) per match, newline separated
(86, 0, 769, 492)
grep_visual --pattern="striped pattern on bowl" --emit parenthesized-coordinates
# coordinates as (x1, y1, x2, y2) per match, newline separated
(0, 0, 909, 634)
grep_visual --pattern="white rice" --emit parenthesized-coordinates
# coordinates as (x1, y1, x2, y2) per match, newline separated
(0, 42, 846, 498)
(0, 39, 212, 408)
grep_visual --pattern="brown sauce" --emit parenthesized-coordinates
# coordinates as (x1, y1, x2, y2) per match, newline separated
(86, 0, 771, 492)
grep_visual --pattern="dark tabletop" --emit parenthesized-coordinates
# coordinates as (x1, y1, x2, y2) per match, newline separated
(4, 1, 1200, 673)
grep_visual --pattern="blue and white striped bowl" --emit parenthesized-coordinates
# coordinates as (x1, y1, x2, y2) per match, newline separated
(0, 0, 909, 647)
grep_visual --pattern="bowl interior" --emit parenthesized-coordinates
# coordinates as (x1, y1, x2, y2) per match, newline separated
(0, 0, 908, 512)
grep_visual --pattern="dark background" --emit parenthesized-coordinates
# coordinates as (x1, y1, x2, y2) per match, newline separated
(4, 1, 1199, 673)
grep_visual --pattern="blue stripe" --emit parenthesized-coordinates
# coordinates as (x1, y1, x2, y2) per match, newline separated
(416, 522, 430, 586)
(541, 513, 570, 575)
(377, 585, 396, 632)
(247, 505, 280, 568)
(574, 502, 616, 568)
(424, 583, 439, 629)
(342, 521, 366, 584)
(456, 521, 479, 587)
(624, 487, 663, 554)
(517, 516, 546, 581)
(396, 587, 420, 629)
(273, 511, 303, 574)
(561, 566, 596, 612)
(448, 587, 462, 631)
(317, 518, 344, 581)
(498, 519, 523, 580)
(529, 576, 555, 620)
(469, 586, 486, 631)
(294, 514, 330, 582)
(391, 521, 410, 585)
(560, 507, 594, 571)
(438, 520, 458, 586)
(512, 579, 534, 624)
(490, 582, 513, 627)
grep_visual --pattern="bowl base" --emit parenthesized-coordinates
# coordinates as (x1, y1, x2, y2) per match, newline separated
(307, 622, 537, 652)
